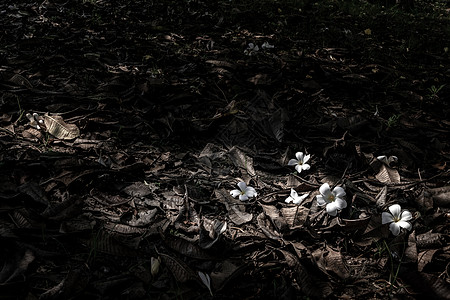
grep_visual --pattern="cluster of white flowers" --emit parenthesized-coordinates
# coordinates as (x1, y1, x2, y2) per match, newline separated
(244, 42, 275, 56)
(229, 151, 413, 236)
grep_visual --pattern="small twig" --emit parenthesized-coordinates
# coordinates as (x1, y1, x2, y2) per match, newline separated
(292, 173, 321, 187)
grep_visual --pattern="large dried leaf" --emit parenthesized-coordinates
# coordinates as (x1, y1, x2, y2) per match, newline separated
(260, 203, 288, 233)
(416, 231, 443, 249)
(8, 73, 33, 88)
(418, 249, 439, 272)
(267, 108, 286, 142)
(228, 147, 256, 178)
(228, 204, 253, 226)
(375, 185, 388, 207)
(215, 189, 252, 225)
(163, 234, 214, 260)
(338, 215, 371, 232)
(18, 181, 49, 206)
(159, 252, 197, 283)
(44, 114, 80, 140)
(428, 185, 450, 206)
(122, 181, 152, 197)
(280, 250, 333, 298)
(375, 164, 400, 184)
(280, 206, 309, 228)
(256, 212, 281, 240)
(199, 217, 227, 249)
(87, 230, 136, 256)
(210, 260, 246, 292)
(0, 248, 34, 283)
(404, 231, 417, 263)
(40, 265, 90, 300)
(313, 246, 350, 280)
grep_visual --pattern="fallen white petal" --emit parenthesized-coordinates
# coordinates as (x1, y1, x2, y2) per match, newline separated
(382, 212, 394, 224)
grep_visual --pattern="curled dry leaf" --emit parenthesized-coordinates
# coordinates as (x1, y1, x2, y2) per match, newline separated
(44, 114, 80, 140)
(375, 164, 400, 184)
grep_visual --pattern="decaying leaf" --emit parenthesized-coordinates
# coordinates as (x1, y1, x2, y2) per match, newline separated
(215, 189, 253, 225)
(43, 114, 80, 140)
(260, 203, 288, 233)
(228, 204, 253, 225)
(281, 206, 309, 228)
(417, 249, 439, 272)
(375, 164, 400, 184)
(428, 186, 450, 206)
(162, 233, 214, 260)
(210, 260, 247, 292)
(159, 252, 198, 283)
(228, 147, 256, 178)
(375, 185, 388, 207)
(313, 246, 350, 280)
(280, 249, 333, 298)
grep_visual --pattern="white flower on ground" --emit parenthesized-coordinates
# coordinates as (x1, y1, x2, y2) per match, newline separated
(382, 204, 412, 236)
(288, 152, 311, 174)
(316, 183, 347, 216)
(285, 188, 309, 205)
(244, 43, 259, 56)
(230, 181, 257, 201)
(261, 41, 274, 49)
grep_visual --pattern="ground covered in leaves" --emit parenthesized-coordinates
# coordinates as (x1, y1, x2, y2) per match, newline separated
(1, 0, 450, 299)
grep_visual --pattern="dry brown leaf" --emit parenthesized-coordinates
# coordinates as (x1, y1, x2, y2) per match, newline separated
(430, 186, 450, 206)
(416, 231, 443, 249)
(338, 215, 371, 231)
(227, 147, 256, 178)
(260, 203, 288, 232)
(280, 249, 333, 298)
(404, 231, 417, 263)
(375, 164, 400, 184)
(159, 252, 197, 283)
(163, 234, 214, 260)
(280, 206, 309, 228)
(256, 212, 281, 240)
(313, 246, 350, 280)
(418, 249, 439, 272)
(210, 260, 246, 292)
(44, 114, 80, 140)
(375, 185, 388, 207)
(228, 204, 253, 225)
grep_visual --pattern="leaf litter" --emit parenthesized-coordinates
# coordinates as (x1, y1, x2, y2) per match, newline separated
(0, 0, 450, 299)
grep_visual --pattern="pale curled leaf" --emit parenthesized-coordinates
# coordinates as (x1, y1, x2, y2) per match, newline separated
(198, 271, 213, 296)
(44, 114, 80, 140)
(151, 257, 160, 277)
(375, 164, 400, 184)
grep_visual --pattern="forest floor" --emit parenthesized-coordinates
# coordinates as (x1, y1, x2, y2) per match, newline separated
(1, 0, 450, 299)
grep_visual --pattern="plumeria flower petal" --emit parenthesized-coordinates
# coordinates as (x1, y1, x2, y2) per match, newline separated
(381, 204, 412, 236)
(285, 189, 309, 205)
(230, 181, 257, 201)
(288, 152, 311, 174)
(315, 183, 347, 216)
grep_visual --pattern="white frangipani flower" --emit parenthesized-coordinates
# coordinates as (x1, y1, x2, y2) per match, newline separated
(382, 204, 412, 236)
(285, 188, 309, 205)
(230, 181, 257, 201)
(288, 152, 311, 174)
(244, 43, 259, 56)
(316, 183, 347, 216)
(261, 41, 274, 49)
